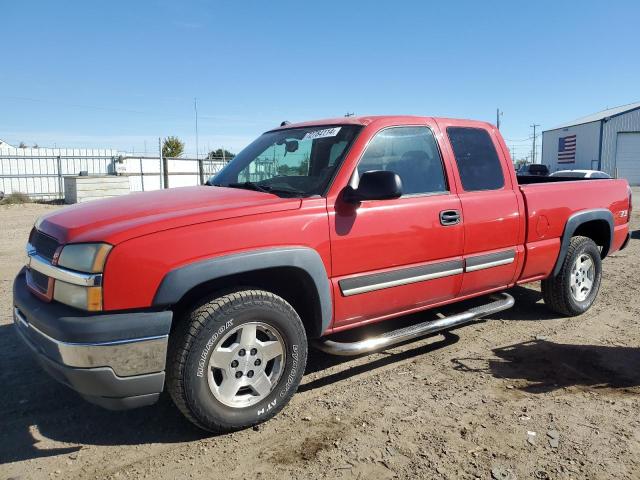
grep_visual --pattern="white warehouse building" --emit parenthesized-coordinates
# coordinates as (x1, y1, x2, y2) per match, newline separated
(541, 101, 640, 185)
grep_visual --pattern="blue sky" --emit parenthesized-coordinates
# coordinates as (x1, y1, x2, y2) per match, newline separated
(2, 0, 639, 161)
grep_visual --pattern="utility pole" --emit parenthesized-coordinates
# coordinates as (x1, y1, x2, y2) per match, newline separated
(159, 137, 168, 189)
(496, 108, 502, 129)
(530, 124, 540, 164)
(194, 98, 199, 160)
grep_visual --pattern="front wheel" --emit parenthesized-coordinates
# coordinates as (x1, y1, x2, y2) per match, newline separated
(542, 236, 602, 316)
(167, 289, 308, 432)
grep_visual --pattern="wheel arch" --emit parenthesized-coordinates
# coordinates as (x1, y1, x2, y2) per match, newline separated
(552, 208, 614, 277)
(153, 247, 332, 338)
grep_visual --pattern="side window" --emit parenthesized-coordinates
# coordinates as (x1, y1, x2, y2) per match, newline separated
(447, 127, 505, 191)
(356, 126, 447, 195)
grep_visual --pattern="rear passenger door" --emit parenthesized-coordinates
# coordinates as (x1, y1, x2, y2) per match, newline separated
(439, 122, 522, 295)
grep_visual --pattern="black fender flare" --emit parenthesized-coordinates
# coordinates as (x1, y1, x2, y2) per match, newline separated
(153, 247, 333, 335)
(552, 208, 614, 277)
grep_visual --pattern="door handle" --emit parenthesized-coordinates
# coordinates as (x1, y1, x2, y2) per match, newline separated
(439, 209, 461, 226)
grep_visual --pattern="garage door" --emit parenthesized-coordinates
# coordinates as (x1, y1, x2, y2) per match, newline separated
(615, 132, 640, 185)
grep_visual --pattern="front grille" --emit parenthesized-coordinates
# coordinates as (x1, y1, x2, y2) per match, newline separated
(26, 268, 50, 293)
(29, 228, 60, 262)
(25, 267, 53, 301)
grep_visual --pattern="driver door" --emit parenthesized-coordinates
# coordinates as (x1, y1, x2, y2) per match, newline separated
(327, 122, 464, 329)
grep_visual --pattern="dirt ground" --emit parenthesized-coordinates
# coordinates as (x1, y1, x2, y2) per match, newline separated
(1, 198, 639, 480)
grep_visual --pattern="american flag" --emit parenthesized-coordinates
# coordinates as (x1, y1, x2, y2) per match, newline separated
(558, 135, 576, 163)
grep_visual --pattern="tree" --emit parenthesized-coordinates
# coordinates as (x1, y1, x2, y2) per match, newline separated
(297, 156, 309, 175)
(206, 148, 235, 161)
(162, 136, 184, 158)
(18, 142, 27, 148)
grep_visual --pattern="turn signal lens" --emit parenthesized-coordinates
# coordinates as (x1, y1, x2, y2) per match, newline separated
(53, 281, 103, 311)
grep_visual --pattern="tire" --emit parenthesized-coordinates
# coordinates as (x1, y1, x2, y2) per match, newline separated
(166, 289, 308, 433)
(542, 236, 602, 316)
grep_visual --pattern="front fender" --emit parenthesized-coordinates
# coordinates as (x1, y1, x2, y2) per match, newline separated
(152, 247, 332, 335)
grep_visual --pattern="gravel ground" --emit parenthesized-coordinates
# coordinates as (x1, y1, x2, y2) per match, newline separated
(1, 198, 639, 480)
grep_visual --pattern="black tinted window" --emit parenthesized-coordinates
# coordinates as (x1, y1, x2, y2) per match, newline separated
(357, 127, 447, 195)
(447, 127, 504, 191)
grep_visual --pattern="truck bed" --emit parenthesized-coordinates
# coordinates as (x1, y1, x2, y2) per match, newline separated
(515, 177, 630, 282)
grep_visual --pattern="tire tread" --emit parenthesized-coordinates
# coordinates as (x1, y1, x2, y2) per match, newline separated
(166, 289, 306, 432)
(542, 236, 600, 316)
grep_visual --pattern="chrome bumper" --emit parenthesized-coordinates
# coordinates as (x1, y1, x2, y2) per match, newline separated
(13, 269, 172, 410)
(13, 307, 168, 377)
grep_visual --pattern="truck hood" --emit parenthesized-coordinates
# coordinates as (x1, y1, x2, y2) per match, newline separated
(37, 186, 302, 245)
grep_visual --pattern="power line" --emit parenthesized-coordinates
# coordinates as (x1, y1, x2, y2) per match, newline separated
(0, 95, 279, 126)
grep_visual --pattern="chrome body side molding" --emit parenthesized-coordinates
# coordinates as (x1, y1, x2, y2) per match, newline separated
(465, 249, 516, 272)
(338, 249, 516, 297)
(339, 260, 464, 297)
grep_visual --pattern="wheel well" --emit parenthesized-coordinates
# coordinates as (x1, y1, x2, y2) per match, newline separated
(170, 267, 324, 338)
(573, 219, 611, 258)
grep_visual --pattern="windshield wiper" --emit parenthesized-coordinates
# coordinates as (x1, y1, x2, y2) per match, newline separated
(221, 181, 307, 197)
(226, 181, 272, 193)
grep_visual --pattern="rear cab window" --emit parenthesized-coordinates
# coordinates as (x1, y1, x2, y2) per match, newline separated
(446, 127, 505, 191)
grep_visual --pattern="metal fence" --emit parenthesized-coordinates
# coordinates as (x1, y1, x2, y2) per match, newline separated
(0, 153, 230, 200)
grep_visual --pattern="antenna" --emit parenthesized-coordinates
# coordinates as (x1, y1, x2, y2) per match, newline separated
(194, 98, 199, 160)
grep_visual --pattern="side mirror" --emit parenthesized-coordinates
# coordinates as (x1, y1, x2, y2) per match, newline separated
(344, 170, 403, 203)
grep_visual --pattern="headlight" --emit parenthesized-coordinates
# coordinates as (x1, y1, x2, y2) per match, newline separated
(57, 243, 112, 273)
(52, 242, 111, 311)
(54, 281, 103, 311)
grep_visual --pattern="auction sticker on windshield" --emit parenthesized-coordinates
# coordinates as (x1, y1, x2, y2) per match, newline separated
(302, 127, 341, 140)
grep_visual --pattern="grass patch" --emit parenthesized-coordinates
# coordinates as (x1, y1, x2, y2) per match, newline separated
(0, 192, 32, 205)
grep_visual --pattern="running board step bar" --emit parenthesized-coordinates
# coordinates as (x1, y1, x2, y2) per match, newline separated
(312, 293, 515, 356)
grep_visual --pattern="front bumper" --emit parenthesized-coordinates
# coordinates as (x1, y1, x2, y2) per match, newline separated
(13, 269, 173, 410)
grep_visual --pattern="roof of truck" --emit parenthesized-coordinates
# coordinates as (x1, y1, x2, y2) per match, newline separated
(269, 115, 494, 131)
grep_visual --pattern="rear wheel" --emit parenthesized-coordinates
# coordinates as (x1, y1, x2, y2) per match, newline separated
(167, 289, 307, 432)
(542, 236, 602, 316)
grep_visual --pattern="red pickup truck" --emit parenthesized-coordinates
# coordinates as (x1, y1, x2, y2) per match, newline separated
(14, 115, 631, 432)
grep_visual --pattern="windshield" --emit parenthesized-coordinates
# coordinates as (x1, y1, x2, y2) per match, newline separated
(210, 125, 362, 197)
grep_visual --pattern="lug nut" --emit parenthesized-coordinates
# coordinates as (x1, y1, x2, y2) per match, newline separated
(250, 348, 258, 356)
(254, 359, 261, 366)
(247, 370, 254, 378)
(235, 371, 243, 379)
(238, 349, 246, 357)
(231, 360, 239, 368)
